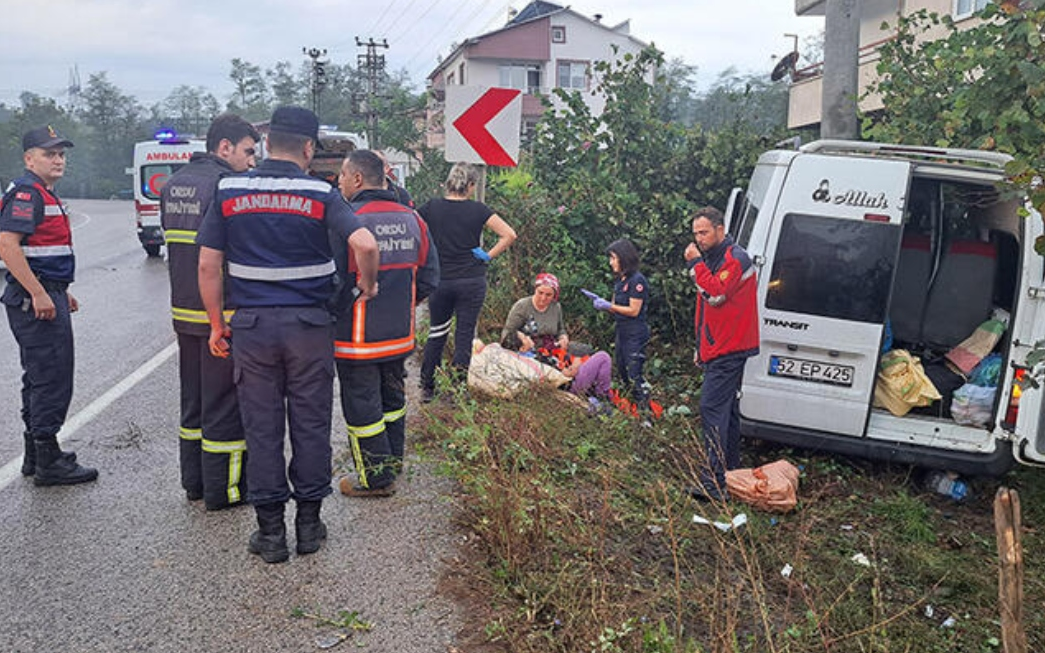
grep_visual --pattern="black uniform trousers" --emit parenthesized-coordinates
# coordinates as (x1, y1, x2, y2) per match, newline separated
(698, 354, 747, 494)
(614, 323, 650, 408)
(337, 357, 406, 490)
(229, 306, 335, 506)
(4, 285, 74, 438)
(176, 332, 248, 509)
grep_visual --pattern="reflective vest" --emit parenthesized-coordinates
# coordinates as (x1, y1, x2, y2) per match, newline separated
(334, 191, 435, 363)
(161, 152, 233, 335)
(0, 172, 75, 283)
(205, 160, 342, 308)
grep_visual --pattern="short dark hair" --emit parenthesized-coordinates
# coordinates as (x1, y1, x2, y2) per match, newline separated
(607, 239, 641, 277)
(500, 331, 524, 352)
(344, 150, 386, 187)
(266, 130, 311, 156)
(691, 206, 725, 228)
(206, 113, 259, 153)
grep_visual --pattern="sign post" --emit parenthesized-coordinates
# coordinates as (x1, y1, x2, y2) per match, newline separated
(444, 86, 523, 168)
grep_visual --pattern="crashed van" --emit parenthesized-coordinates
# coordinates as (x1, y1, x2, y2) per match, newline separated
(727, 140, 1045, 475)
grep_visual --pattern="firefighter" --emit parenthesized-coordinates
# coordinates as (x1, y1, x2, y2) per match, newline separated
(160, 114, 259, 509)
(0, 126, 98, 486)
(197, 106, 380, 563)
(334, 150, 439, 496)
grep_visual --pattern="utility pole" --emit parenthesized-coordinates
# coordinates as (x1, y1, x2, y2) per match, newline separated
(302, 47, 328, 118)
(355, 37, 388, 149)
(821, 0, 860, 139)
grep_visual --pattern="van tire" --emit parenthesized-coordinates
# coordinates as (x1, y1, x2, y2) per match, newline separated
(144, 244, 162, 258)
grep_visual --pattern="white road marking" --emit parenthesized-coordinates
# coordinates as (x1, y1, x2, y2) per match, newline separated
(0, 340, 177, 489)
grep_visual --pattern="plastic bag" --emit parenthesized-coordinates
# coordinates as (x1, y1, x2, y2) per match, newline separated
(873, 349, 942, 417)
(945, 317, 1006, 376)
(951, 383, 996, 427)
(968, 353, 1002, 388)
(725, 459, 801, 513)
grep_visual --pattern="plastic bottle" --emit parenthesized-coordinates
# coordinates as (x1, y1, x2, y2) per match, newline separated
(925, 471, 971, 502)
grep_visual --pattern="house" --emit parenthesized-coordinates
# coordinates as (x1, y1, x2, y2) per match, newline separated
(425, 0, 649, 150)
(788, 0, 991, 130)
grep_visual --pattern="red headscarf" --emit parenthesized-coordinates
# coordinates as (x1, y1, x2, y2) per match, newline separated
(534, 272, 560, 301)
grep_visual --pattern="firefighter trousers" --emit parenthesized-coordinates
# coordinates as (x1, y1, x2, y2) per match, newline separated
(337, 357, 406, 490)
(177, 332, 247, 509)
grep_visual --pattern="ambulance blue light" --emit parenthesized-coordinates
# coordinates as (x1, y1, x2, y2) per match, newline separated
(154, 129, 177, 141)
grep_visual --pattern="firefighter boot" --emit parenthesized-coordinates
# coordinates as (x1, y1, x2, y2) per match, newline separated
(295, 500, 327, 555)
(32, 436, 98, 486)
(22, 432, 77, 476)
(248, 503, 289, 564)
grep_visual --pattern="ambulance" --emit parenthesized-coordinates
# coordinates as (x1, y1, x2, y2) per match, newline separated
(130, 131, 204, 257)
(726, 140, 1045, 476)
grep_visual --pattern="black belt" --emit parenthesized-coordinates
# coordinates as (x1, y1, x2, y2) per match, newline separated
(12, 279, 68, 294)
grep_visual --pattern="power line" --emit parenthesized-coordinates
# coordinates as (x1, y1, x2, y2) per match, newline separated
(400, 0, 505, 80)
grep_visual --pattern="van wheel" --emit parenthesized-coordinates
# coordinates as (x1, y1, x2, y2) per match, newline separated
(144, 244, 162, 257)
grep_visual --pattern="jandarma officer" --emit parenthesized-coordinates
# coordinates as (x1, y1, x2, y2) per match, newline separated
(197, 106, 379, 564)
(0, 125, 98, 486)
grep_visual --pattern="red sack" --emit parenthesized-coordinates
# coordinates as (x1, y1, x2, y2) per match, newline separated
(725, 459, 800, 513)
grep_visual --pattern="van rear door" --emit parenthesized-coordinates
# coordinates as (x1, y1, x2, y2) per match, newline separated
(740, 154, 911, 438)
(1008, 204, 1045, 465)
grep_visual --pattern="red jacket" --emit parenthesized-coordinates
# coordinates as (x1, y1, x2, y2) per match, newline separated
(691, 235, 760, 363)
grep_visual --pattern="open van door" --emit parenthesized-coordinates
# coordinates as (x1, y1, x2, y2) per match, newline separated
(724, 187, 743, 235)
(1007, 204, 1045, 465)
(740, 153, 911, 439)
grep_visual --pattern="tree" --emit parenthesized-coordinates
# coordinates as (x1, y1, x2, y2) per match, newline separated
(78, 72, 145, 198)
(267, 61, 304, 108)
(227, 58, 269, 120)
(690, 69, 789, 133)
(864, 2, 1045, 226)
(0, 94, 83, 195)
(162, 85, 220, 136)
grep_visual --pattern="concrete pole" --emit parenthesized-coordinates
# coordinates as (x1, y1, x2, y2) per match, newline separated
(821, 0, 861, 139)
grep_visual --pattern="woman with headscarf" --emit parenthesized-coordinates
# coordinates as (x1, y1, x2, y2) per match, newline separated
(418, 162, 516, 401)
(500, 272, 569, 353)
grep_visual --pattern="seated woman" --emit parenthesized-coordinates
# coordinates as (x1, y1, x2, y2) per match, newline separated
(501, 273, 575, 354)
(500, 331, 612, 400)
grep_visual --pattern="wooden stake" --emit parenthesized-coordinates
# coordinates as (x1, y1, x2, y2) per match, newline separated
(994, 486, 1027, 653)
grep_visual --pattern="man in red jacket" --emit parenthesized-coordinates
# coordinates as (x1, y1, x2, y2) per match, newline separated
(685, 206, 760, 501)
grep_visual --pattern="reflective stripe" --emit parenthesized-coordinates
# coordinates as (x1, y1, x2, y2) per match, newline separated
(226, 451, 243, 503)
(335, 336, 415, 360)
(43, 205, 64, 216)
(384, 407, 406, 424)
(23, 245, 73, 257)
(179, 427, 202, 441)
(220, 176, 332, 193)
(428, 317, 452, 339)
(202, 438, 247, 454)
(164, 229, 197, 245)
(347, 419, 386, 439)
(172, 307, 234, 324)
(227, 260, 335, 281)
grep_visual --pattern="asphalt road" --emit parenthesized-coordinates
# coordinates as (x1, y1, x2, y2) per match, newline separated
(0, 200, 460, 653)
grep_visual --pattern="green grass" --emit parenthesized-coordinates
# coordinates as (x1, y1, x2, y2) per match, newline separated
(417, 381, 1045, 653)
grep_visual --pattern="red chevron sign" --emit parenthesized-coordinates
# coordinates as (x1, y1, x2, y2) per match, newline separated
(445, 86, 522, 167)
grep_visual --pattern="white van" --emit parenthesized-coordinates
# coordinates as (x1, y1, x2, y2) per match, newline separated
(728, 140, 1045, 476)
(129, 134, 204, 257)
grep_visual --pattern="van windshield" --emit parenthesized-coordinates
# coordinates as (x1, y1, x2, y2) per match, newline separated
(766, 213, 901, 323)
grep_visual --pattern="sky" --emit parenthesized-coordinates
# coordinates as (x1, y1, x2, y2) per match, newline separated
(0, 0, 824, 109)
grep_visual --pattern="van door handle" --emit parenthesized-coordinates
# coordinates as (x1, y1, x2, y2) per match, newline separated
(787, 344, 799, 352)
(753, 255, 765, 267)
(828, 350, 840, 357)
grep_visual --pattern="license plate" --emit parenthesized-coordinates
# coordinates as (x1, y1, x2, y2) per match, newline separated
(769, 355, 854, 387)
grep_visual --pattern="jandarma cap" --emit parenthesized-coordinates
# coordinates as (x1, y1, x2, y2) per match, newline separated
(23, 125, 74, 152)
(268, 106, 321, 144)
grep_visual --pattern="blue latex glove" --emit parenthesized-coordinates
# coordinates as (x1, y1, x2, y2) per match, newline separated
(471, 247, 491, 263)
(580, 288, 601, 301)
(593, 297, 612, 312)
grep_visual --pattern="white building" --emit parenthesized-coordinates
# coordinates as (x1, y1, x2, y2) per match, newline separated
(425, 0, 649, 149)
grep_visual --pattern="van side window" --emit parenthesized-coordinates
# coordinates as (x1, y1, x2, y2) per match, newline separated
(737, 198, 758, 249)
(766, 213, 901, 323)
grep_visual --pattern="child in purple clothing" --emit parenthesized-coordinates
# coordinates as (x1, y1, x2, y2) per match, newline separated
(500, 332, 612, 400)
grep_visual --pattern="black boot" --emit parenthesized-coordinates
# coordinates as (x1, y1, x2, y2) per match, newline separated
(33, 436, 97, 486)
(21, 432, 76, 477)
(248, 503, 289, 564)
(295, 500, 327, 555)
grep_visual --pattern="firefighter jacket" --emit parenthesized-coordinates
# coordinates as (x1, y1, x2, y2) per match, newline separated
(161, 152, 234, 336)
(689, 234, 760, 364)
(196, 159, 365, 308)
(334, 188, 439, 364)
(0, 170, 75, 284)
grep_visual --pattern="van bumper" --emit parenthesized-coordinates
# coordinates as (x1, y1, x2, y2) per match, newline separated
(741, 417, 1014, 477)
(137, 226, 165, 246)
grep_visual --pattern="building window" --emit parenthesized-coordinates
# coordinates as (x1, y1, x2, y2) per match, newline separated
(557, 61, 588, 90)
(447, 72, 455, 86)
(954, 0, 989, 17)
(551, 25, 566, 43)
(499, 64, 542, 94)
(458, 63, 465, 85)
